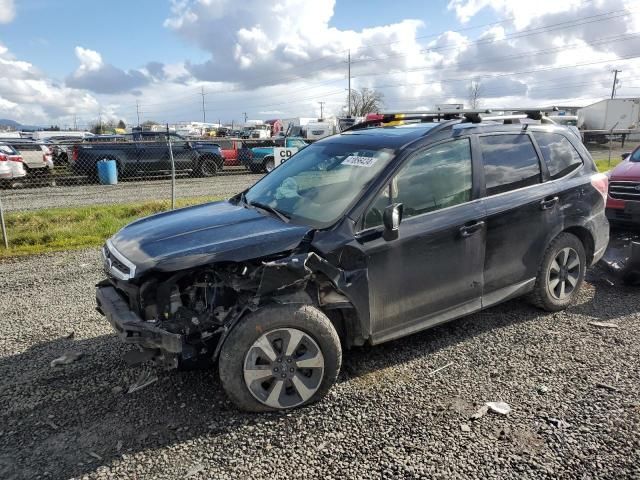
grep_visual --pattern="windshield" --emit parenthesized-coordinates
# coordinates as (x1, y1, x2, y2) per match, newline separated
(244, 142, 395, 228)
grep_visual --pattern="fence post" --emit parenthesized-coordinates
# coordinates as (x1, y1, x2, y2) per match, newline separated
(167, 131, 176, 210)
(0, 193, 8, 249)
(608, 122, 619, 169)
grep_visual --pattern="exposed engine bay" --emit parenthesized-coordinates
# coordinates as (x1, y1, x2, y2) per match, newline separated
(97, 250, 365, 370)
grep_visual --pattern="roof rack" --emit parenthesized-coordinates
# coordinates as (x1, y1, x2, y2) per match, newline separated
(342, 107, 560, 131)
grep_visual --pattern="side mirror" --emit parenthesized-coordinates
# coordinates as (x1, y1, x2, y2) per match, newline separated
(622, 152, 631, 160)
(382, 203, 403, 240)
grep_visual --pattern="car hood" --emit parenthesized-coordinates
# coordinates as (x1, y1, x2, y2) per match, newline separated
(110, 200, 311, 276)
(610, 160, 640, 181)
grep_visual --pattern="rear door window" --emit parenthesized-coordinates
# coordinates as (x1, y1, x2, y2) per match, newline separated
(479, 134, 541, 196)
(532, 132, 583, 179)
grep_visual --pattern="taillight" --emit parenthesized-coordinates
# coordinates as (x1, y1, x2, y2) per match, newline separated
(0, 154, 7, 162)
(72, 145, 79, 161)
(13, 155, 24, 163)
(591, 173, 608, 201)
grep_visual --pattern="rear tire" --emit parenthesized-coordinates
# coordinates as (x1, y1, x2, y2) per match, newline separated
(528, 232, 586, 312)
(219, 304, 341, 412)
(197, 157, 219, 177)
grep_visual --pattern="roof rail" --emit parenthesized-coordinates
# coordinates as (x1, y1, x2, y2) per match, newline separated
(342, 106, 561, 132)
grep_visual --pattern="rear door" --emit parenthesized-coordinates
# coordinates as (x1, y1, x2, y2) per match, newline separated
(357, 137, 486, 343)
(478, 133, 560, 306)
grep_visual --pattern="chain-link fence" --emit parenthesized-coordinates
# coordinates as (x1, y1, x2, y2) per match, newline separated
(0, 130, 638, 252)
(0, 133, 277, 251)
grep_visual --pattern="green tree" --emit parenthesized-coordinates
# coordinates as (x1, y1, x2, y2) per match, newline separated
(117, 119, 126, 129)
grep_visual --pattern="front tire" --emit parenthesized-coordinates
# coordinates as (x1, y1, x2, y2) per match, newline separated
(263, 157, 275, 173)
(529, 232, 586, 312)
(219, 304, 341, 412)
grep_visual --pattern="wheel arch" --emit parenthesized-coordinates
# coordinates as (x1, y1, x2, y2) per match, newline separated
(562, 225, 595, 265)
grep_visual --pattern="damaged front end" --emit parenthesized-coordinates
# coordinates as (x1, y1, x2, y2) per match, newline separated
(96, 242, 364, 369)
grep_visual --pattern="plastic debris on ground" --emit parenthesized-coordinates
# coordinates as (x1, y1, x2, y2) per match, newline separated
(50, 351, 83, 367)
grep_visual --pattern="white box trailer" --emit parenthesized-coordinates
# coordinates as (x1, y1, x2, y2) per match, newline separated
(578, 98, 640, 142)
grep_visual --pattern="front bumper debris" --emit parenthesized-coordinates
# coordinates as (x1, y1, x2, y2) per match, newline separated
(598, 232, 640, 285)
(96, 286, 183, 354)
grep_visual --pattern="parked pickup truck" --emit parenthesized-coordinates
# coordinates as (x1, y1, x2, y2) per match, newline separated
(216, 138, 251, 167)
(70, 132, 224, 179)
(241, 137, 308, 173)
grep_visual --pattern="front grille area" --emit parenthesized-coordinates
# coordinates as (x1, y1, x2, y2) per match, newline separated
(102, 241, 136, 280)
(609, 181, 640, 201)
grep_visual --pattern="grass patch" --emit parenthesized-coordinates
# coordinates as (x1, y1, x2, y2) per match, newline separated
(593, 156, 623, 173)
(0, 195, 222, 258)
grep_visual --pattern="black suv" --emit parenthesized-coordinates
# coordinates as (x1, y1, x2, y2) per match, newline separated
(96, 112, 609, 411)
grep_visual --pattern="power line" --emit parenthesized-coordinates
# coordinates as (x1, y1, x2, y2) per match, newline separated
(116, 7, 636, 117)
(350, 8, 634, 68)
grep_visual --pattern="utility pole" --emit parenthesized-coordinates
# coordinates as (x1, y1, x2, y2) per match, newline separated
(73, 115, 77, 130)
(200, 87, 207, 123)
(243, 112, 248, 123)
(319, 101, 325, 119)
(611, 69, 622, 99)
(136, 100, 141, 127)
(347, 49, 352, 117)
(98, 110, 102, 135)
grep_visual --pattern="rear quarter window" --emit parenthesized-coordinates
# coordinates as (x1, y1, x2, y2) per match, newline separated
(532, 132, 583, 179)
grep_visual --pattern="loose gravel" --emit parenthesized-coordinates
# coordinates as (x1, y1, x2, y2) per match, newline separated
(0, 170, 262, 212)
(1, 248, 638, 480)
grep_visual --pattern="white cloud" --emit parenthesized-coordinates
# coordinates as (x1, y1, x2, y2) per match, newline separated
(0, 0, 15, 24)
(3, 0, 640, 126)
(67, 46, 151, 94)
(0, 43, 100, 125)
(74, 47, 103, 73)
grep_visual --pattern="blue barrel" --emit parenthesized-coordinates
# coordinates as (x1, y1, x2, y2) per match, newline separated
(97, 159, 118, 185)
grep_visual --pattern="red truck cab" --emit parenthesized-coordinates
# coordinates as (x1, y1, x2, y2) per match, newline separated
(606, 145, 640, 224)
(217, 139, 244, 167)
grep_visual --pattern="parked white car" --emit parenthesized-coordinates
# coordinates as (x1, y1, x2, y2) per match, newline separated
(0, 144, 27, 186)
(0, 138, 53, 174)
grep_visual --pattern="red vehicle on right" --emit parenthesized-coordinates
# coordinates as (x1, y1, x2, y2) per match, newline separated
(606, 145, 640, 225)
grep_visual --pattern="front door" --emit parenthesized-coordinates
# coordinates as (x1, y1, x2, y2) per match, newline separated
(356, 138, 486, 343)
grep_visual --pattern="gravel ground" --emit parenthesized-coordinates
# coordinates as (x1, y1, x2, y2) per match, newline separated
(0, 247, 639, 480)
(0, 170, 262, 212)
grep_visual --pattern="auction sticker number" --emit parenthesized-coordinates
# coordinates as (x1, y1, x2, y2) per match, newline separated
(342, 155, 378, 167)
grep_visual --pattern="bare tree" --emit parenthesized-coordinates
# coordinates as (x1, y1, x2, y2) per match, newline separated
(468, 81, 482, 109)
(347, 87, 384, 116)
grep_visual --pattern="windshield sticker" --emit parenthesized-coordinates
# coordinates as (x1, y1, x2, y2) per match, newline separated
(342, 155, 379, 167)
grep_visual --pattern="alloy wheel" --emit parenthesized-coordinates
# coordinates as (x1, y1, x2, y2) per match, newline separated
(243, 328, 325, 409)
(548, 247, 581, 300)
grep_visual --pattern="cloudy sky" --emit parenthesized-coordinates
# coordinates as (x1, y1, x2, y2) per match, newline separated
(0, 0, 639, 127)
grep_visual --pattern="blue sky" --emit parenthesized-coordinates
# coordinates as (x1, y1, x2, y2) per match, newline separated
(0, 0, 638, 126)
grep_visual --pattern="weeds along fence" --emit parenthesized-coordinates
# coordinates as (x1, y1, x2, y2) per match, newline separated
(0, 135, 265, 254)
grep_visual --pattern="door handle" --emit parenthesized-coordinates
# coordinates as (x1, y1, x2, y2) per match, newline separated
(460, 221, 485, 238)
(540, 196, 559, 210)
